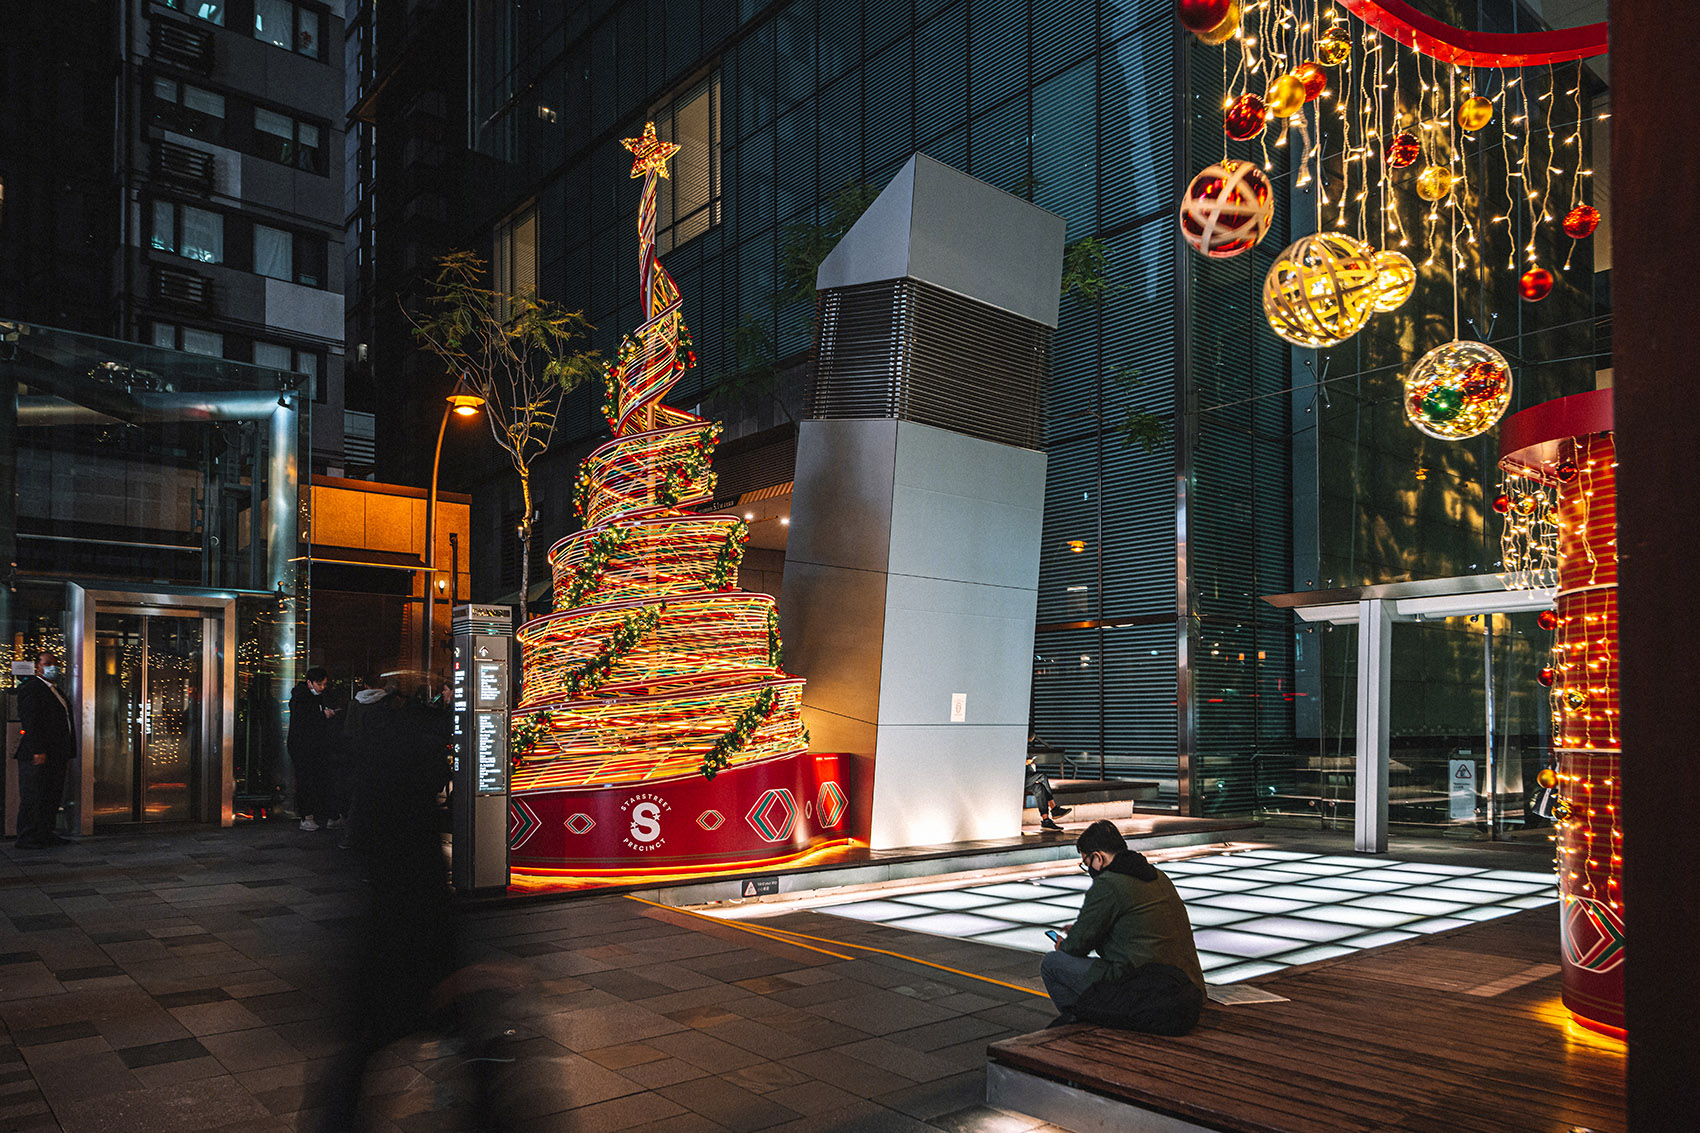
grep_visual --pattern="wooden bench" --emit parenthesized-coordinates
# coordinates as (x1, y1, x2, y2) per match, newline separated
(1023, 778, 1160, 825)
(986, 907, 1624, 1132)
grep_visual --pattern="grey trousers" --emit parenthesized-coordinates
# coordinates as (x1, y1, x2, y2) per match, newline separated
(1040, 948, 1098, 1013)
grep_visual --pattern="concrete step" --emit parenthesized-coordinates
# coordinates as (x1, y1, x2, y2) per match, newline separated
(1022, 799, 1138, 826)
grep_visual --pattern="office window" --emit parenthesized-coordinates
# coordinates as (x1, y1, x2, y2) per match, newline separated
(151, 201, 224, 264)
(151, 77, 226, 142)
(163, 1, 225, 26)
(153, 322, 224, 357)
(255, 0, 322, 59)
(253, 342, 322, 398)
(653, 74, 722, 254)
(254, 224, 326, 287)
(254, 107, 324, 173)
(494, 205, 537, 316)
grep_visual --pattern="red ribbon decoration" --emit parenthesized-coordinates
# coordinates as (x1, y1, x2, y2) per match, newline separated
(1339, 0, 1606, 67)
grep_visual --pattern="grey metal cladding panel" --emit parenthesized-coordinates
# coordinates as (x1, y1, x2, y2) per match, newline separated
(784, 418, 897, 573)
(781, 559, 887, 728)
(876, 573, 1038, 728)
(887, 423, 1046, 589)
(906, 154, 1067, 328)
(868, 723, 1027, 848)
(815, 153, 1066, 328)
(814, 155, 918, 293)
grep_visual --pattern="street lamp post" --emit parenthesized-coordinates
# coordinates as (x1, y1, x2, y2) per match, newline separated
(422, 378, 485, 677)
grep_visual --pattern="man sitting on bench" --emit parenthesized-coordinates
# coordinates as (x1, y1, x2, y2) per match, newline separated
(1041, 820, 1206, 1034)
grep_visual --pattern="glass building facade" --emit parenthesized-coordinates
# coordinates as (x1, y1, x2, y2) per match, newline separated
(3, 321, 310, 824)
(365, 0, 1605, 829)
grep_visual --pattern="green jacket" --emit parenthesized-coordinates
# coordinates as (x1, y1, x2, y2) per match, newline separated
(1060, 851, 1206, 991)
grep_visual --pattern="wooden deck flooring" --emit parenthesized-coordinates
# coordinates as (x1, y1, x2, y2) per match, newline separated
(989, 907, 1625, 1133)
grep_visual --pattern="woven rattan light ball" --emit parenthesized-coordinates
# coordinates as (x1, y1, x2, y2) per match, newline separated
(1179, 162, 1274, 259)
(1261, 233, 1379, 347)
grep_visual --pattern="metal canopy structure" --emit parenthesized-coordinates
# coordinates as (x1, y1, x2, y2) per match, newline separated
(1264, 575, 1555, 852)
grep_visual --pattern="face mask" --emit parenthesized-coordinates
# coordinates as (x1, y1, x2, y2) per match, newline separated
(42, 666, 61, 681)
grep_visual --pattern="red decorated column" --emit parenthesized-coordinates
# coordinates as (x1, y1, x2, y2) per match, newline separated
(1499, 389, 1623, 1036)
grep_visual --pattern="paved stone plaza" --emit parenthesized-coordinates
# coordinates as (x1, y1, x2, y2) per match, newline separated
(0, 823, 1556, 1131)
(0, 824, 1067, 1131)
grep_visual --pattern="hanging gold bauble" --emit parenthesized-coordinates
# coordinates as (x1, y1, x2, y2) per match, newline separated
(1537, 768, 1559, 790)
(1370, 250, 1416, 313)
(1458, 95, 1494, 131)
(1266, 74, 1308, 118)
(1261, 233, 1379, 348)
(1316, 28, 1352, 66)
(1195, 1, 1241, 46)
(1416, 166, 1455, 202)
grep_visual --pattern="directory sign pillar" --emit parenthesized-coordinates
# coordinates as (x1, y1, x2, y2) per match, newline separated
(451, 604, 513, 894)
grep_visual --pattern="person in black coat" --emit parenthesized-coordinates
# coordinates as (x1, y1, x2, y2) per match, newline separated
(12, 651, 76, 848)
(288, 666, 339, 830)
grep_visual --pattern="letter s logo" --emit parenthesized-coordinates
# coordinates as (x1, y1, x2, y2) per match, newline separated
(630, 801, 662, 843)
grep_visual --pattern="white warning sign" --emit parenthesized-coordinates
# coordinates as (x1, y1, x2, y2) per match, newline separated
(1449, 759, 1477, 821)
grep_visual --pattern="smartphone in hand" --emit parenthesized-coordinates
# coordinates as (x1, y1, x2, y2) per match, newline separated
(1044, 929, 1064, 944)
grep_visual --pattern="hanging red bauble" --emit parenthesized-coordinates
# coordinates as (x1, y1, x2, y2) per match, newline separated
(1386, 131, 1421, 168)
(1556, 459, 1578, 482)
(1178, 0, 1235, 34)
(1295, 61, 1327, 102)
(1492, 492, 1511, 514)
(1519, 267, 1554, 302)
(1538, 610, 1559, 631)
(1538, 666, 1557, 687)
(1224, 93, 1268, 140)
(1562, 205, 1600, 239)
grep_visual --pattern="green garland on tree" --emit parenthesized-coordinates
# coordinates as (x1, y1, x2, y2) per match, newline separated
(564, 605, 662, 698)
(705, 520, 749, 590)
(699, 686, 777, 779)
(562, 527, 631, 609)
(511, 710, 552, 764)
(766, 605, 782, 668)
(656, 424, 722, 507)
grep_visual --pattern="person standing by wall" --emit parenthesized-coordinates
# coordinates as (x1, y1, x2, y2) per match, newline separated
(288, 666, 339, 831)
(12, 651, 75, 848)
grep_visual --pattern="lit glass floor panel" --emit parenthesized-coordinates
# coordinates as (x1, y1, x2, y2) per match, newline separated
(810, 849, 1557, 983)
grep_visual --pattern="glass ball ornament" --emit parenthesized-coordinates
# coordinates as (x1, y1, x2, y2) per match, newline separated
(1556, 459, 1578, 483)
(1224, 93, 1268, 140)
(1261, 234, 1380, 348)
(1416, 166, 1455, 202)
(1514, 493, 1538, 516)
(1178, 161, 1274, 259)
(1492, 493, 1511, 514)
(1564, 689, 1588, 711)
(1538, 610, 1559, 631)
(1295, 61, 1327, 102)
(1266, 74, 1307, 118)
(1193, 1, 1242, 45)
(1563, 204, 1601, 239)
(1537, 666, 1557, 688)
(1537, 767, 1559, 790)
(1386, 131, 1421, 168)
(1458, 95, 1494, 131)
(1316, 27, 1351, 66)
(1370, 250, 1417, 312)
(1519, 267, 1554, 302)
(1177, 0, 1235, 33)
(1402, 340, 1514, 440)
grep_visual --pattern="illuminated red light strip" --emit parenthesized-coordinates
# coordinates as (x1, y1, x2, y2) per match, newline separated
(1338, 0, 1607, 67)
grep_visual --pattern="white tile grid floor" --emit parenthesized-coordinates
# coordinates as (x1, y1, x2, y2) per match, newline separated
(813, 848, 1560, 983)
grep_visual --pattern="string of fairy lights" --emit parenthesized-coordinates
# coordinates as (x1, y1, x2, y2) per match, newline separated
(509, 122, 808, 789)
(1177, 0, 1605, 443)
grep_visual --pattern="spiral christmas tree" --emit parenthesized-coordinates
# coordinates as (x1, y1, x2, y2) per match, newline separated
(507, 123, 843, 882)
